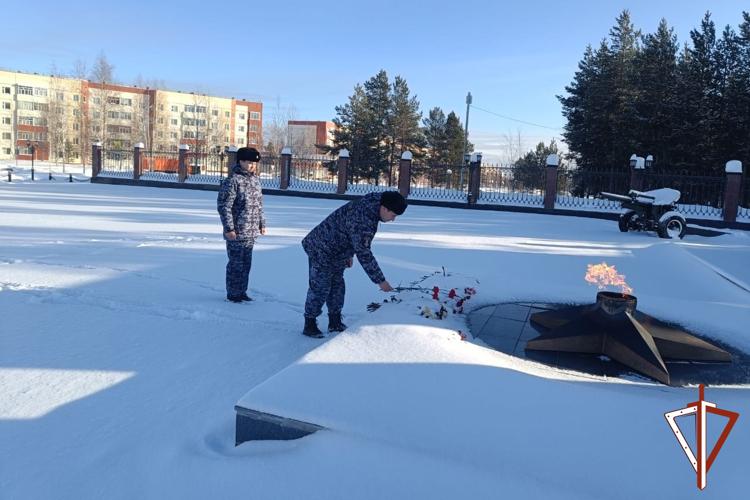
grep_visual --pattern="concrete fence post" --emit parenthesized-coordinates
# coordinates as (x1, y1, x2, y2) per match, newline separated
(280, 147, 292, 190)
(178, 144, 189, 183)
(91, 142, 102, 178)
(398, 151, 412, 198)
(722, 160, 743, 224)
(629, 154, 645, 191)
(543, 154, 560, 210)
(226, 145, 238, 173)
(336, 149, 350, 195)
(133, 142, 144, 180)
(467, 152, 482, 205)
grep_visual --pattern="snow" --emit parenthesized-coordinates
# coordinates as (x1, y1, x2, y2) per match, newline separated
(1, 176, 749, 499)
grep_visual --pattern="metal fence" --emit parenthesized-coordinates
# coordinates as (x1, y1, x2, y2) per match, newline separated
(289, 156, 337, 192)
(641, 172, 725, 218)
(738, 177, 750, 220)
(409, 164, 468, 201)
(478, 165, 545, 206)
(556, 167, 630, 210)
(101, 150, 134, 173)
(141, 150, 179, 174)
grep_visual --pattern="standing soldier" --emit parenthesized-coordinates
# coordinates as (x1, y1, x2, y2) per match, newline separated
(301, 191, 408, 338)
(217, 147, 266, 303)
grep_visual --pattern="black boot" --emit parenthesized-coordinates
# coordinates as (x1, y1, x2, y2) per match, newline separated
(240, 293, 253, 302)
(328, 313, 347, 333)
(302, 317, 325, 338)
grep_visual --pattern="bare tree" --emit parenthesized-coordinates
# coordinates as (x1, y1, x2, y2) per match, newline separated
(89, 52, 116, 149)
(502, 129, 525, 164)
(45, 69, 68, 168)
(70, 59, 90, 166)
(263, 96, 297, 153)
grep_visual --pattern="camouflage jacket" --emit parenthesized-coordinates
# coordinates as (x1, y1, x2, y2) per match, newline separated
(217, 165, 265, 241)
(302, 192, 386, 284)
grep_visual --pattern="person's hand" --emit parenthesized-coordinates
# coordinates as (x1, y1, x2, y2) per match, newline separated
(379, 280, 394, 292)
(224, 230, 237, 240)
(346, 258, 353, 268)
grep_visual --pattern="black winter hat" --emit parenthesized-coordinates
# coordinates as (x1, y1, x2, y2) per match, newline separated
(380, 191, 408, 215)
(237, 147, 260, 162)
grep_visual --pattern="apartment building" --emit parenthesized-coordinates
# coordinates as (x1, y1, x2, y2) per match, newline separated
(0, 69, 263, 163)
(287, 120, 336, 155)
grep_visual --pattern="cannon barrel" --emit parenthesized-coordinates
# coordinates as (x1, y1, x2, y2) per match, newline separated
(599, 191, 633, 203)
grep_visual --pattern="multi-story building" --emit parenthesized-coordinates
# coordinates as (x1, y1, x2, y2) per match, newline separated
(0, 69, 263, 163)
(287, 120, 336, 155)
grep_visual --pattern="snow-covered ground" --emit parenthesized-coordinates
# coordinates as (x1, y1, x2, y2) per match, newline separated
(1, 178, 748, 499)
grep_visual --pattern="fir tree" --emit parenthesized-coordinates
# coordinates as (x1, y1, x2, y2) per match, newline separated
(445, 111, 472, 165)
(422, 107, 448, 166)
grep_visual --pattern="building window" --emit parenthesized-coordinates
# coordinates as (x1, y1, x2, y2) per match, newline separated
(73, 137, 79, 145)
(157, 132, 163, 138)
(212, 109, 218, 116)
(2, 148, 11, 155)
(1, 132, 11, 140)
(93, 97, 101, 105)
(34, 87, 47, 97)
(18, 86, 33, 95)
(196, 106, 206, 114)
(2, 87, 10, 94)
(73, 123, 79, 131)
(2, 117, 11, 125)
(238, 138, 245, 145)
(93, 111, 101, 119)
(171, 105, 178, 112)
(1, 102, 9, 110)
(170, 119, 177, 125)
(239, 113, 245, 120)
(224, 124, 230, 131)
(250, 112, 260, 120)
(250, 124, 259, 132)
(225, 111, 230, 118)
(184, 105, 195, 113)
(73, 94, 80, 102)
(56, 92, 64, 101)
(238, 126, 245, 132)
(170, 132, 177, 139)
(158, 118, 164, 124)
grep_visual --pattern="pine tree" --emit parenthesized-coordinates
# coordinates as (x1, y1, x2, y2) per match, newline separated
(635, 19, 679, 169)
(422, 107, 448, 166)
(387, 76, 423, 184)
(445, 111, 472, 165)
(512, 140, 559, 189)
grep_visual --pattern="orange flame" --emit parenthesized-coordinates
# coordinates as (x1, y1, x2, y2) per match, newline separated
(585, 262, 633, 295)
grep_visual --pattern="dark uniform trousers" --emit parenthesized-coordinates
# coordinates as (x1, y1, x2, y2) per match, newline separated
(304, 258, 347, 319)
(226, 239, 254, 298)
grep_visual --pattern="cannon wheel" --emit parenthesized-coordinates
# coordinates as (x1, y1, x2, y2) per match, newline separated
(618, 210, 635, 232)
(657, 214, 687, 239)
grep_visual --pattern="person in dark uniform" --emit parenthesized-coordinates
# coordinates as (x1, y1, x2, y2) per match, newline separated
(217, 147, 266, 303)
(301, 191, 407, 337)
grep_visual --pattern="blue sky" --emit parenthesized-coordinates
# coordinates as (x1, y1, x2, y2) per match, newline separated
(1, 1, 747, 160)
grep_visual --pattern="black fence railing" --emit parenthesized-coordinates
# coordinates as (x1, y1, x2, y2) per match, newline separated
(289, 156, 337, 192)
(409, 164, 468, 201)
(738, 177, 750, 220)
(641, 173, 725, 218)
(556, 167, 630, 210)
(101, 150, 134, 172)
(478, 165, 545, 206)
(142, 151, 179, 174)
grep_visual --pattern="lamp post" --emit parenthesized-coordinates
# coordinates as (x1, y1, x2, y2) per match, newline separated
(446, 168, 453, 190)
(27, 142, 36, 180)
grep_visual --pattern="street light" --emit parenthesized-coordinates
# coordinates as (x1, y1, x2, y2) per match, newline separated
(446, 168, 453, 190)
(27, 142, 36, 180)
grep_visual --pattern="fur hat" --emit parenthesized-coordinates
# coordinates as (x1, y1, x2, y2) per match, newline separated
(237, 147, 260, 162)
(380, 191, 408, 215)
